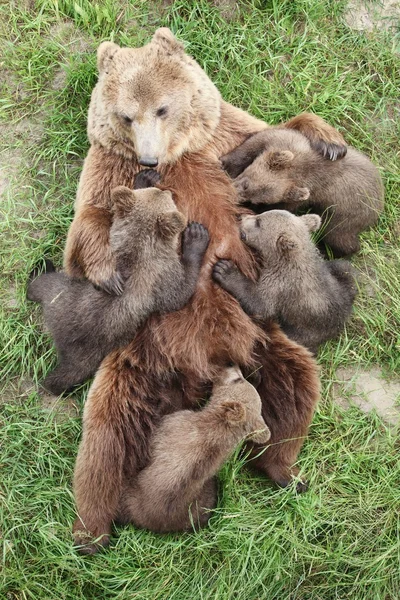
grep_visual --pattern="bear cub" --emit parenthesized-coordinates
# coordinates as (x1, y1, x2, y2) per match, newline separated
(28, 171, 209, 395)
(221, 128, 384, 257)
(115, 366, 271, 535)
(213, 210, 357, 354)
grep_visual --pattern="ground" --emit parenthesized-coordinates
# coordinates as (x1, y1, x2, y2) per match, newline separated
(1, 1, 399, 599)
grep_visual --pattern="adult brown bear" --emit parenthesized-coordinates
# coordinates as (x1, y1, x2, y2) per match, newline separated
(68, 28, 346, 553)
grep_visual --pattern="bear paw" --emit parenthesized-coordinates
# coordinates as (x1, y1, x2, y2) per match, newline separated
(134, 169, 161, 189)
(73, 518, 110, 555)
(92, 270, 125, 296)
(182, 222, 210, 258)
(312, 140, 347, 161)
(212, 259, 240, 291)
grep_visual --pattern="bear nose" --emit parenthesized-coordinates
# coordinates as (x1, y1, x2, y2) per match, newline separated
(138, 156, 158, 167)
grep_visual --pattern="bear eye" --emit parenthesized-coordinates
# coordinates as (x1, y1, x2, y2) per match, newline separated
(255, 218, 261, 228)
(156, 106, 168, 118)
(122, 115, 133, 125)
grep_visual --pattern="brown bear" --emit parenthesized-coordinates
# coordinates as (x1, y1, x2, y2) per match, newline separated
(213, 210, 357, 354)
(74, 366, 270, 551)
(221, 128, 384, 257)
(27, 180, 209, 395)
(66, 28, 348, 552)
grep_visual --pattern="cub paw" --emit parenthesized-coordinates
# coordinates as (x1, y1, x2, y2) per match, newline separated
(182, 222, 210, 258)
(212, 259, 239, 288)
(133, 169, 161, 189)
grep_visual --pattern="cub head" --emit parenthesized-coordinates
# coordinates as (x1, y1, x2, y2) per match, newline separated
(89, 28, 221, 166)
(110, 185, 186, 258)
(212, 366, 271, 444)
(239, 210, 321, 261)
(234, 149, 310, 206)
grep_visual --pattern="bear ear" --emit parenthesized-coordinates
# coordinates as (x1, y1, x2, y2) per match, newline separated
(266, 150, 294, 170)
(277, 233, 298, 254)
(152, 28, 184, 55)
(284, 186, 310, 203)
(157, 211, 186, 238)
(97, 41, 120, 73)
(300, 214, 321, 232)
(111, 186, 135, 218)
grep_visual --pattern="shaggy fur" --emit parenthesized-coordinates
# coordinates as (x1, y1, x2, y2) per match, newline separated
(111, 367, 270, 537)
(221, 128, 384, 257)
(67, 29, 334, 552)
(28, 181, 209, 395)
(213, 210, 357, 353)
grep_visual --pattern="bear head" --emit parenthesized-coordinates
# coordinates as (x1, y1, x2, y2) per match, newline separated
(234, 144, 311, 206)
(212, 365, 271, 444)
(239, 209, 321, 263)
(109, 185, 186, 271)
(88, 28, 221, 166)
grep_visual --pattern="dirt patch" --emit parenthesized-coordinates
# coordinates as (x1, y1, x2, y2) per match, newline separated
(40, 390, 81, 422)
(48, 21, 92, 55)
(345, 0, 400, 32)
(213, 0, 239, 21)
(334, 366, 400, 425)
(0, 377, 80, 422)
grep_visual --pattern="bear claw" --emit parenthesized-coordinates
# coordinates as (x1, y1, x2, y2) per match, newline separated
(93, 271, 125, 296)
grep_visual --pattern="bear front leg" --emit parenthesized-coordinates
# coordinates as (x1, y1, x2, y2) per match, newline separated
(220, 133, 266, 179)
(246, 324, 320, 492)
(282, 113, 347, 161)
(64, 205, 124, 296)
(212, 259, 265, 317)
(73, 367, 126, 555)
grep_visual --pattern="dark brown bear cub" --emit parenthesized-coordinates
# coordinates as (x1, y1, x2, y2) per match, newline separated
(221, 128, 384, 257)
(213, 210, 357, 354)
(110, 366, 270, 536)
(27, 181, 209, 395)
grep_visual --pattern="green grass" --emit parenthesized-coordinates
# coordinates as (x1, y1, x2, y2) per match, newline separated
(1, 0, 400, 598)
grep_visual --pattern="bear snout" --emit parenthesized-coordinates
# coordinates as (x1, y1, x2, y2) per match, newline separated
(138, 156, 159, 168)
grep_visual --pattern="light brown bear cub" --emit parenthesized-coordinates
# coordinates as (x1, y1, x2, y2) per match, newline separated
(221, 128, 384, 257)
(111, 367, 269, 537)
(28, 174, 209, 395)
(213, 210, 357, 354)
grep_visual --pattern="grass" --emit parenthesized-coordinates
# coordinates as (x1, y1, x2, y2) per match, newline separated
(1, 0, 399, 598)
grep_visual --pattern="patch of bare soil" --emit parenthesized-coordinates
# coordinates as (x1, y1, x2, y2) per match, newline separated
(0, 377, 80, 422)
(345, 0, 400, 32)
(213, 0, 239, 21)
(334, 366, 400, 425)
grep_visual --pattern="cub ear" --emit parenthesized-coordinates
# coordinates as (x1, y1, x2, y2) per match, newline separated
(266, 150, 294, 170)
(300, 214, 321, 232)
(277, 233, 298, 254)
(97, 41, 120, 73)
(157, 211, 186, 238)
(285, 186, 310, 203)
(111, 186, 135, 218)
(152, 27, 184, 55)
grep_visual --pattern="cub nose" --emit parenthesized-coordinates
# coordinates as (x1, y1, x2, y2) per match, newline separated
(138, 156, 158, 168)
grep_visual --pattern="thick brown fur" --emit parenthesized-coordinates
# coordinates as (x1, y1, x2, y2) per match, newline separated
(213, 211, 357, 354)
(113, 367, 270, 536)
(27, 181, 209, 395)
(69, 29, 327, 552)
(221, 128, 383, 256)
